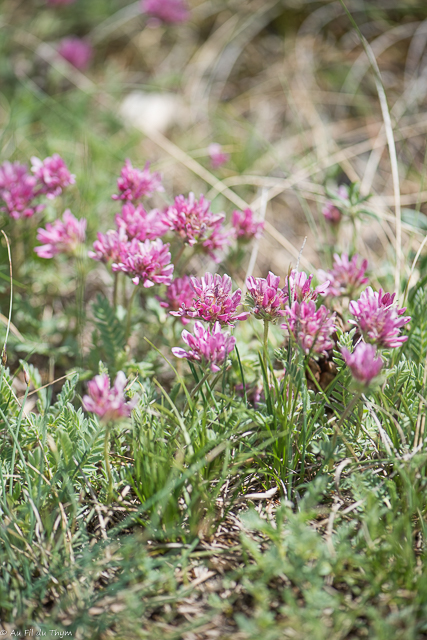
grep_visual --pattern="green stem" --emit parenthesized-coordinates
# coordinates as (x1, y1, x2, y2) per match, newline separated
(113, 272, 118, 310)
(263, 319, 269, 376)
(9, 381, 30, 496)
(125, 285, 139, 342)
(104, 424, 113, 503)
(329, 391, 362, 467)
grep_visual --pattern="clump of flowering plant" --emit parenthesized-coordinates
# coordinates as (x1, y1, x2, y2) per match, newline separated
(112, 238, 174, 287)
(246, 272, 287, 322)
(232, 208, 264, 242)
(284, 269, 329, 303)
(112, 159, 163, 203)
(31, 154, 75, 199)
(58, 37, 93, 70)
(319, 253, 368, 298)
(282, 301, 336, 356)
(172, 321, 236, 372)
(208, 143, 229, 169)
(140, 0, 189, 23)
(342, 342, 383, 387)
(35, 209, 86, 259)
(158, 275, 194, 324)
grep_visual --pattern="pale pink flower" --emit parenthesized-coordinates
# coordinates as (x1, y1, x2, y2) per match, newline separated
(89, 227, 129, 264)
(166, 193, 225, 248)
(115, 203, 169, 241)
(82, 371, 137, 422)
(172, 321, 235, 372)
(342, 342, 383, 386)
(232, 208, 264, 242)
(322, 185, 349, 225)
(112, 160, 163, 202)
(31, 154, 75, 199)
(349, 287, 410, 349)
(112, 238, 174, 287)
(141, 0, 189, 23)
(282, 301, 336, 355)
(201, 223, 230, 262)
(319, 253, 368, 298)
(284, 270, 329, 303)
(0, 161, 42, 219)
(246, 272, 287, 322)
(158, 275, 194, 325)
(35, 209, 86, 259)
(208, 143, 229, 170)
(171, 272, 248, 326)
(58, 37, 93, 70)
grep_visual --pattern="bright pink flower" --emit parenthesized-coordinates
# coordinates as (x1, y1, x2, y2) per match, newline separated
(246, 271, 287, 322)
(232, 208, 264, 242)
(172, 321, 235, 372)
(112, 159, 163, 203)
(342, 342, 383, 386)
(158, 275, 194, 325)
(322, 185, 349, 225)
(58, 37, 93, 70)
(349, 287, 410, 349)
(82, 371, 137, 422)
(31, 154, 75, 199)
(166, 193, 225, 248)
(141, 0, 189, 23)
(35, 209, 86, 259)
(0, 161, 42, 219)
(282, 301, 336, 355)
(112, 238, 174, 287)
(171, 272, 248, 326)
(319, 253, 368, 298)
(208, 143, 229, 170)
(284, 270, 329, 303)
(89, 227, 129, 263)
(115, 203, 169, 241)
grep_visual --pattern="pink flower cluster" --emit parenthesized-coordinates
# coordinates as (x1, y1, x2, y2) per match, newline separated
(322, 185, 349, 225)
(31, 154, 75, 199)
(285, 270, 329, 303)
(112, 238, 174, 287)
(158, 275, 194, 325)
(172, 321, 236, 372)
(140, 0, 189, 24)
(58, 37, 93, 71)
(282, 301, 336, 356)
(208, 143, 229, 170)
(83, 371, 137, 422)
(115, 203, 169, 241)
(319, 253, 368, 298)
(112, 159, 163, 203)
(35, 209, 86, 259)
(232, 208, 264, 242)
(342, 342, 383, 386)
(246, 272, 287, 322)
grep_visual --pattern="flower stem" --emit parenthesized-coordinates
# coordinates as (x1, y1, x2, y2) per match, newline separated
(125, 285, 138, 342)
(104, 424, 113, 503)
(113, 272, 118, 310)
(263, 319, 269, 376)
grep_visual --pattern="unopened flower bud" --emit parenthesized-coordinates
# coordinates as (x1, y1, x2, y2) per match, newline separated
(24, 369, 30, 386)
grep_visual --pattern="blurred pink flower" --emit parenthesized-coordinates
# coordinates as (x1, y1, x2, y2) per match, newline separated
(208, 143, 229, 170)
(322, 185, 349, 225)
(31, 154, 75, 199)
(158, 275, 194, 324)
(58, 37, 93, 70)
(89, 228, 129, 263)
(342, 342, 383, 386)
(0, 161, 42, 219)
(284, 270, 329, 303)
(349, 287, 410, 349)
(83, 371, 136, 422)
(35, 209, 86, 259)
(112, 159, 163, 203)
(141, 0, 189, 23)
(232, 208, 264, 242)
(112, 238, 174, 287)
(115, 203, 169, 241)
(166, 193, 225, 248)
(246, 271, 287, 322)
(201, 223, 230, 262)
(319, 253, 368, 298)
(282, 301, 336, 355)
(172, 321, 235, 372)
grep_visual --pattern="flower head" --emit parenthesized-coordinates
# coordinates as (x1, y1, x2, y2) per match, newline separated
(115, 203, 169, 241)
(0, 161, 42, 219)
(322, 185, 349, 225)
(158, 275, 194, 324)
(201, 223, 230, 262)
(35, 210, 86, 259)
(232, 208, 264, 242)
(284, 270, 329, 303)
(112, 238, 174, 287)
(88, 227, 129, 264)
(112, 159, 163, 202)
(349, 287, 411, 349)
(208, 143, 229, 170)
(172, 321, 235, 372)
(246, 271, 287, 322)
(282, 301, 336, 355)
(82, 371, 136, 422)
(319, 253, 368, 298)
(58, 37, 93, 70)
(166, 193, 225, 248)
(31, 154, 75, 199)
(141, 0, 189, 23)
(342, 342, 383, 386)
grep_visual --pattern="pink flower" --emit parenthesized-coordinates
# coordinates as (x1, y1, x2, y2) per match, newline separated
(89, 228, 129, 264)
(342, 342, 383, 386)
(31, 154, 75, 199)
(172, 321, 235, 372)
(322, 185, 349, 225)
(246, 271, 287, 322)
(349, 287, 411, 349)
(112, 159, 163, 202)
(57, 37, 93, 71)
(171, 272, 248, 326)
(208, 143, 229, 170)
(282, 301, 336, 355)
(158, 275, 194, 325)
(232, 208, 264, 242)
(166, 193, 225, 248)
(201, 223, 230, 262)
(284, 270, 329, 303)
(319, 253, 368, 298)
(112, 238, 174, 287)
(35, 209, 86, 259)
(0, 161, 42, 219)
(82, 371, 136, 422)
(141, 0, 189, 23)
(115, 203, 169, 241)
